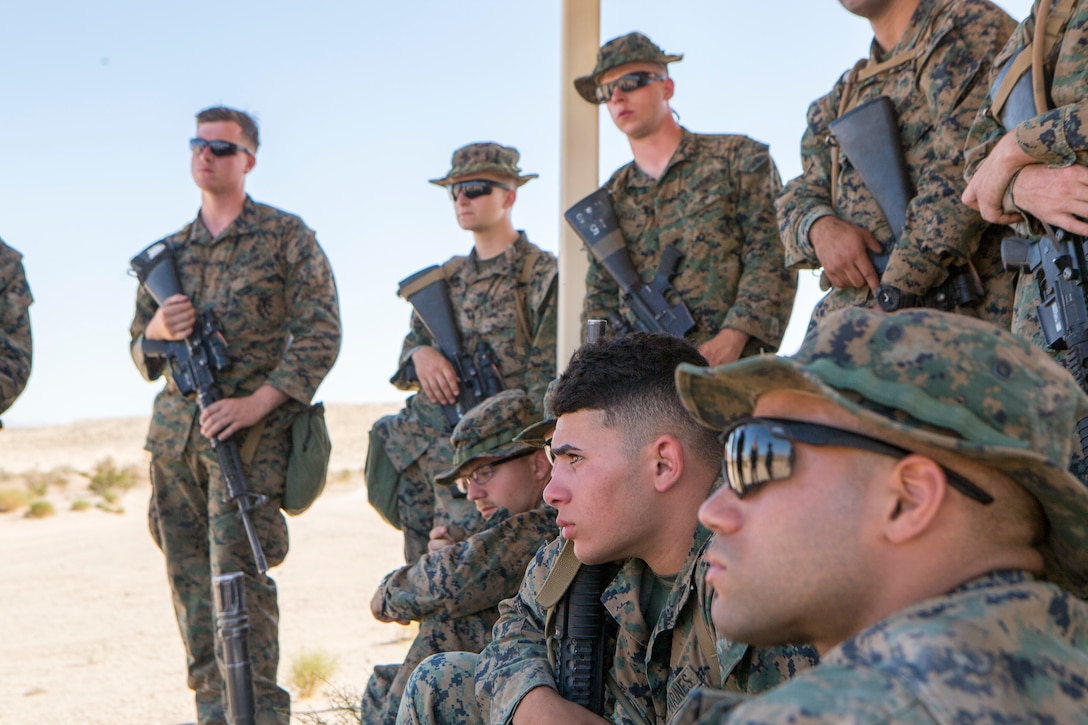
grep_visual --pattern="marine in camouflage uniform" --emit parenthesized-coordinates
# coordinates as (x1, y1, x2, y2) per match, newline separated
(0, 238, 32, 416)
(396, 334, 815, 725)
(129, 107, 341, 725)
(964, 0, 1088, 353)
(776, 0, 1017, 329)
(371, 143, 558, 564)
(673, 306, 1088, 723)
(361, 389, 557, 724)
(575, 33, 795, 365)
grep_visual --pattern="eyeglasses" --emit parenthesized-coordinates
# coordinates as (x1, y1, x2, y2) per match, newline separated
(594, 71, 667, 104)
(189, 138, 254, 158)
(448, 179, 511, 202)
(719, 417, 993, 505)
(455, 449, 535, 494)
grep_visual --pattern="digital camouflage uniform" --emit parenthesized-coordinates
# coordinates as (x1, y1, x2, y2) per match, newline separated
(361, 389, 558, 724)
(964, 0, 1088, 351)
(674, 305, 1088, 723)
(129, 197, 341, 725)
(0, 239, 32, 416)
(372, 143, 558, 564)
(776, 0, 1017, 329)
(396, 530, 816, 725)
(674, 571, 1088, 724)
(577, 34, 795, 355)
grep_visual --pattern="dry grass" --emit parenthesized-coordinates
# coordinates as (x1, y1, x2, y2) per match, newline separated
(25, 500, 56, 519)
(290, 648, 340, 700)
(0, 487, 30, 512)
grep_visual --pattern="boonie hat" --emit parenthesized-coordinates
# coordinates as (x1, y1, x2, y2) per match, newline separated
(435, 389, 541, 485)
(574, 32, 683, 104)
(429, 142, 538, 187)
(675, 307, 1088, 593)
(515, 378, 560, 448)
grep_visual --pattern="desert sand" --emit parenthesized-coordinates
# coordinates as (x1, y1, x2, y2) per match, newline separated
(0, 403, 417, 725)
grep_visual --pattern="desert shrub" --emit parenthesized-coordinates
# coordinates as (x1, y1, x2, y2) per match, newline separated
(85, 458, 140, 499)
(0, 487, 29, 512)
(290, 649, 339, 700)
(94, 501, 124, 515)
(25, 500, 55, 519)
(25, 468, 70, 496)
(70, 499, 92, 512)
(294, 684, 363, 725)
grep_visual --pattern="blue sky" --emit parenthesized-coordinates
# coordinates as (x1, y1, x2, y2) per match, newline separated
(0, 0, 1033, 426)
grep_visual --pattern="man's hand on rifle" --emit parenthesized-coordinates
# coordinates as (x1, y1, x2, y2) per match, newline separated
(963, 131, 1036, 225)
(411, 346, 460, 405)
(145, 294, 196, 341)
(809, 216, 882, 294)
(200, 385, 288, 441)
(1005, 164, 1088, 236)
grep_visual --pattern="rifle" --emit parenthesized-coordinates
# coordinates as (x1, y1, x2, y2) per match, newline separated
(830, 96, 983, 311)
(214, 571, 257, 725)
(1002, 229, 1088, 457)
(130, 241, 269, 575)
(554, 320, 610, 714)
(565, 188, 696, 338)
(394, 265, 504, 427)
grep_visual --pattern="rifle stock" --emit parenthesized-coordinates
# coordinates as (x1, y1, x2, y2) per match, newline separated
(565, 188, 695, 338)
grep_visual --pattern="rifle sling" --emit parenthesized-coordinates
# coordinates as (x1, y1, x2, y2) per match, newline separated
(537, 538, 582, 608)
(990, 0, 1077, 119)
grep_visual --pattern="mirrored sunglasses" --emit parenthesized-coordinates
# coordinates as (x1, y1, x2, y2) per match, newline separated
(448, 179, 511, 202)
(189, 138, 254, 158)
(594, 71, 666, 104)
(719, 417, 993, 505)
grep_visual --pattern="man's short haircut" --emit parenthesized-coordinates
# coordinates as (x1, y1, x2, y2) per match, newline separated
(196, 106, 260, 151)
(552, 331, 719, 465)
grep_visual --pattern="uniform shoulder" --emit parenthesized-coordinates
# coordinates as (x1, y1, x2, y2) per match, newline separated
(689, 132, 775, 174)
(0, 240, 22, 268)
(249, 200, 311, 233)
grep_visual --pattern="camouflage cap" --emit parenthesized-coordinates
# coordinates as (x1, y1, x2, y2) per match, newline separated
(435, 389, 541, 485)
(515, 378, 560, 448)
(675, 307, 1088, 592)
(429, 142, 538, 188)
(574, 32, 683, 104)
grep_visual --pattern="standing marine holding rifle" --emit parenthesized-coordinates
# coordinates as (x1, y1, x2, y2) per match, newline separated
(367, 143, 558, 564)
(776, 0, 1016, 328)
(573, 32, 795, 364)
(129, 106, 341, 725)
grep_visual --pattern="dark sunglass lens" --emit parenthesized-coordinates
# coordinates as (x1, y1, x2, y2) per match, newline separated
(189, 139, 207, 153)
(615, 75, 642, 92)
(594, 82, 613, 103)
(208, 141, 238, 157)
(462, 181, 492, 199)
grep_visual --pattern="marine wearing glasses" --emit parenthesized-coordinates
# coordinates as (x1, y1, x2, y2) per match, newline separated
(189, 137, 254, 158)
(593, 71, 667, 104)
(447, 178, 511, 202)
(454, 448, 535, 494)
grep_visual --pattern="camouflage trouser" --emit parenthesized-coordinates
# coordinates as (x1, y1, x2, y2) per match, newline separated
(361, 613, 495, 724)
(149, 418, 291, 725)
(395, 651, 483, 725)
(398, 444, 484, 564)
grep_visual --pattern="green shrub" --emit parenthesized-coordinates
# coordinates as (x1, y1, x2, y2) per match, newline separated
(25, 500, 55, 519)
(85, 458, 140, 499)
(290, 649, 339, 699)
(0, 487, 29, 512)
(70, 499, 92, 512)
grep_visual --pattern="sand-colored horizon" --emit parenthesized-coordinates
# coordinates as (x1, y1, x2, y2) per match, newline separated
(0, 402, 417, 724)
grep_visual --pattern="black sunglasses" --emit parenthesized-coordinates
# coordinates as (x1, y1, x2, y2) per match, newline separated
(594, 71, 666, 104)
(189, 138, 254, 158)
(719, 417, 993, 505)
(448, 179, 511, 202)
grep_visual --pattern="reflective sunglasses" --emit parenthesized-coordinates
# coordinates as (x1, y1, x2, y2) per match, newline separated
(448, 179, 511, 202)
(594, 71, 667, 104)
(189, 138, 254, 158)
(719, 417, 993, 504)
(455, 449, 535, 494)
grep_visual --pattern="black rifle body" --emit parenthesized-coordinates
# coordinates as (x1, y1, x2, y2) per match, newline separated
(831, 96, 983, 309)
(130, 242, 269, 575)
(395, 265, 504, 427)
(565, 188, 695, 338)
(214, 571, 257, 725)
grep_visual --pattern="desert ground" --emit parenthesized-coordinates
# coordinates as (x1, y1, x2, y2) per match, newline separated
(0, 402, 417, 725)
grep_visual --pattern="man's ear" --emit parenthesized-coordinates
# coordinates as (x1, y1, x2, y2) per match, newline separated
(662, 76, 675, 102)
(883, 455, 947, 544)
(530, 449, 551, 483)
(650, 434, 684, 493)
(503, 187, 517, 210)
(244, 153, 257, 174)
